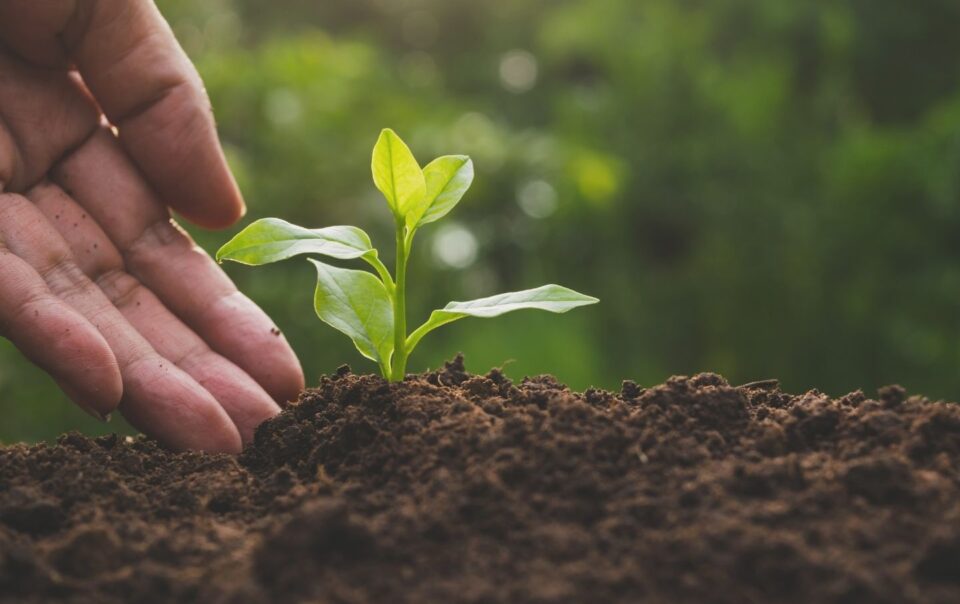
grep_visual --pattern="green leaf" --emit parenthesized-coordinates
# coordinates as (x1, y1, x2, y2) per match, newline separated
(416, 155, 474, 227)
(310, 259, 395, 367)
(371, 128, 426, 221)
(216, 218, 376, 265)
(406, 284, 598, 352)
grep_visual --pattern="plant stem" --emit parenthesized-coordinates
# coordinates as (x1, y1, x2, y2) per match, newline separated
(365, 255, 395, 293)
(390, 221, 408, 381)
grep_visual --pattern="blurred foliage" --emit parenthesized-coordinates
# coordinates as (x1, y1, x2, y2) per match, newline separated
(3, 0, 960, 443)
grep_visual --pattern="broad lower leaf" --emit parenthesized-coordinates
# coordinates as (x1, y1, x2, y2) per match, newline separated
(416, 155, 474, 227)
(310, 259, 394, 366)
(216, 218, 376, 265)
(406, 284, 598, 352)
(371, 128, 426, 221)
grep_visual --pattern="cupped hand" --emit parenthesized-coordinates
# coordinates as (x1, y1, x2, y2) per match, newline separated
(0, 1, 305, 452)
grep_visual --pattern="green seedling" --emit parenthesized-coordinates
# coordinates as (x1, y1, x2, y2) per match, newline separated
(217, 128, 598, 381)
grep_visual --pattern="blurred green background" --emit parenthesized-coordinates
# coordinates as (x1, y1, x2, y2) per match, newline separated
(3, 0, 960, 443)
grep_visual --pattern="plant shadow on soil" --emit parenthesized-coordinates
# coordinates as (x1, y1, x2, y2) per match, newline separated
(3, 356, 960, 603)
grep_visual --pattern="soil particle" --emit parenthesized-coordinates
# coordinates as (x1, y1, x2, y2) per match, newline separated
(2, 356, 960, 603)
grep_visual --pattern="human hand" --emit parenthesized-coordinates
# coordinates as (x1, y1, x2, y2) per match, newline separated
(0, 1, 305, 452)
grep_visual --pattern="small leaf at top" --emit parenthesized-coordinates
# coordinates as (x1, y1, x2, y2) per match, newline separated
(371, 128, 426, 221)
(416, 155, 474, 227)
(216, 218, 376, 265)
(310, 259, 394, 366)
(406, 284, 598, 352)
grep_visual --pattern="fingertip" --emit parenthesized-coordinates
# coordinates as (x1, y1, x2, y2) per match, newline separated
(230, 384, 283, 445)
(178, 183, 246, 230)
(153, 403, 244, 454)
(164, 401, 243, 454)
(39, 307, 123, 417)
(237, 194, 248, 220)
(235, 395, 281, 446)
(56, 373, 122, 422)
(119, 358, 243, 454)
(262, 351, 306, 406)
(182, 355, 282, 445)
(202, 423, 244, 455)
(197, 292, 306, 404)
(249, 318, 306, 405)
(74, 347, 124, 416)
(228, 348, 303, 408)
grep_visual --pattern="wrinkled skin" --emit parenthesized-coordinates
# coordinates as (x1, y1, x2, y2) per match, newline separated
(0, 1, 305, 453)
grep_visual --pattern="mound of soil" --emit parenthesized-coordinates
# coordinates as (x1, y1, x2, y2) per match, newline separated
(3, 357, 960, 603)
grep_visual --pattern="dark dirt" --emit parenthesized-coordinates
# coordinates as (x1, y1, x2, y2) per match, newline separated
(3, 356, 960, 603)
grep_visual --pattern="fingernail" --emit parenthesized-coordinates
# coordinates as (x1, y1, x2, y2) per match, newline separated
(77, 402, 112, 423)
(58, 381, 113, 423)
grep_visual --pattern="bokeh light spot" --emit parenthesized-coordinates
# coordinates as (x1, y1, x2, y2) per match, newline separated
(499, 50, 538, 93)
(431, 223, 479, 269)
(517, 180, 559, 218)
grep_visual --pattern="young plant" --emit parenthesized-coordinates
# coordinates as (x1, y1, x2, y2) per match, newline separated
(217, 129, 598, 381)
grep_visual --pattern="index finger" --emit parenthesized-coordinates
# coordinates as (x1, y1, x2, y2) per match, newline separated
(0, 0, 245, 229)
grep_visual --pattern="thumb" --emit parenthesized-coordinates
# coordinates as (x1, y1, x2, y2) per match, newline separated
(0, 0, 245, 229)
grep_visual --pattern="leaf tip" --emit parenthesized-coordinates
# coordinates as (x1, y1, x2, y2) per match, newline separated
(376, 128, 403, 149)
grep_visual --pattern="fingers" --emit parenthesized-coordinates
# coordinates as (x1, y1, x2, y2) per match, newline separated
(0, 0, 244, 228)
(72, 0, 244, 228)
(0, 193, 242, 453)
(0, 217, 121, 416)
(54, 130, 305, 404)
(0, 48, 99, 193)
(30, 183, 282, 443)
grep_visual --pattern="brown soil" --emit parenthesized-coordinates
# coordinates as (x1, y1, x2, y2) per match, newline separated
(3, 356, 960, 603)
